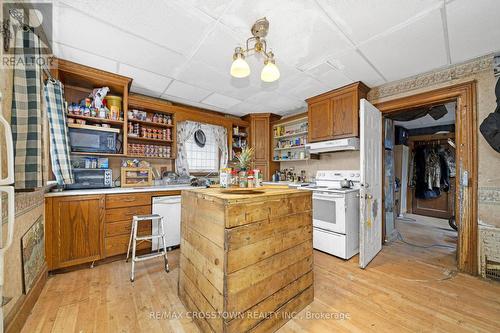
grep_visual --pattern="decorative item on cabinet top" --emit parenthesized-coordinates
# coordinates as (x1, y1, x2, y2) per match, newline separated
(272, 116, 310, 162)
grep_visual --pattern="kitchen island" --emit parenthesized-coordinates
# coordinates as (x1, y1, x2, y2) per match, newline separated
(179, 187, 313, 333)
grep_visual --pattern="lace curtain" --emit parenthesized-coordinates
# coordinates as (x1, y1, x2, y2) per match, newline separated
(210, 125, 228, 171)
(175, 121, 201, 176)
(175, 121, 228, 176)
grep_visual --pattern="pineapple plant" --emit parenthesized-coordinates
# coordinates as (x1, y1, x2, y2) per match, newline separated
(235, 147, 254, 171)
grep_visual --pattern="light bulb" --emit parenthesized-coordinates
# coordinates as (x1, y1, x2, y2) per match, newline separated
(261, 60, 280, 82)
(230, 55, 250, 78)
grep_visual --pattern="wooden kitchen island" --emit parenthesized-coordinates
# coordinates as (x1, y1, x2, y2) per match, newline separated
(179, 187, 313, 333)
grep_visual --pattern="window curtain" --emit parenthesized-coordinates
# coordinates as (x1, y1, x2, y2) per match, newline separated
(210, 125, 228, 170)
(175, 121, 229, 175)
(175, 121, 201, 176)
(11, 28, 43, 189)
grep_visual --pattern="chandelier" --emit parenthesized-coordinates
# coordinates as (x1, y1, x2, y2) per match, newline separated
(230, 17, 280, 82)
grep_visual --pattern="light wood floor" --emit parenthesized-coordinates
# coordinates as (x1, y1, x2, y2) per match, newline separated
(22, 220, 500, 333)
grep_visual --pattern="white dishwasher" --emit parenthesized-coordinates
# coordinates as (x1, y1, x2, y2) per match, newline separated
(152, 195, 181, 250)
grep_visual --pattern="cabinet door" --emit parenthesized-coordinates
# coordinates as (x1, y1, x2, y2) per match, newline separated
(50, 195, 104, 269)
(332, 91, 358, 138)
(251, 117, 270, 161)
(308, 99, 333, 142)
(254, 161, 269, 181)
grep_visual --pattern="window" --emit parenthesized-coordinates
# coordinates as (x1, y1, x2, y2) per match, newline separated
(185, 124, 219, 173)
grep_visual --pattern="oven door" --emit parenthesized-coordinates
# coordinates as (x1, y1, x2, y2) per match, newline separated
(312, 192, 346, 234)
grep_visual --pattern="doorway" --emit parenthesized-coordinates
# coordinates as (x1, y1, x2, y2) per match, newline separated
(382, 101, 458, 266)
(375, 81, 478, 275)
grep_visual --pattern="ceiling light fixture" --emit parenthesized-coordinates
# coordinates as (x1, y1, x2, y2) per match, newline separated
(230, 17, 280, 82)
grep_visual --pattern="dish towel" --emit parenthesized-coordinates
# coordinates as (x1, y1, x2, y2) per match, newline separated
(11, 29, 43, 189)
(44, 80, 74, 186)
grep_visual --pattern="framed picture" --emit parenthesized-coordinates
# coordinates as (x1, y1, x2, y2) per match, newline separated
(494, 54, 500, 77)
(21, 216, 45, 294)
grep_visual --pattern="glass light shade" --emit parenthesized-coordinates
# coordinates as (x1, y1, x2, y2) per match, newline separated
(230, 57, 250, 78)
(261, 61, 280, 82)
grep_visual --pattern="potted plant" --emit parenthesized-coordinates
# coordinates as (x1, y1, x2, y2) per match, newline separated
(235, 147, 254, 188)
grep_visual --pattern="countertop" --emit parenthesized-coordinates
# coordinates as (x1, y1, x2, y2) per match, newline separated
(44, 184, 198, 197)
(183, 186, 311, 202)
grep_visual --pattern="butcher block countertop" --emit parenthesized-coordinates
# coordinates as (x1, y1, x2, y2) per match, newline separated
(179, 187, 313, 333)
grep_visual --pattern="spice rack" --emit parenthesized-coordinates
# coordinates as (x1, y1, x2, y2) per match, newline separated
(272, 116, 309, 162)
(120, 167, 153, 187)
(230, 124, 249, 161)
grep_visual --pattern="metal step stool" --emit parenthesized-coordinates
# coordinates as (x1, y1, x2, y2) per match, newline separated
(126, 214, 169, 282)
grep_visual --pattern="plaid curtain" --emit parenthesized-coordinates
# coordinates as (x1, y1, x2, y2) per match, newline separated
(44, 80, 74, 186)
(11, 29, 43, 189)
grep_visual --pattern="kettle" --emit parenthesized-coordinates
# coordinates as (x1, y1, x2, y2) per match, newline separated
(340, 178, 354, 189)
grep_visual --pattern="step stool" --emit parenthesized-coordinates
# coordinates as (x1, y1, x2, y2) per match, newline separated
(126, 214, 169, 282)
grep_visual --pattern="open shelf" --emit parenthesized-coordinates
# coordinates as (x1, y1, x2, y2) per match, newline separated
(273, 158, 309, 162)
(125, 154, 174, 160)
(67, 113, 124, 126)
(127, 136, 173, 144)
(71, 152, 124, 157)
(273, 145, 306, 151)
(274, 131, 308, 140)
(128, 118, 174, 128)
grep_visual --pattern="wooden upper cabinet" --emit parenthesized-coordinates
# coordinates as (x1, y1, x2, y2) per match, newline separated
(251, 116, 270, 161)
(307, 82, 369, 142)
(243, 113, 280, 181)
(308, 99, 333, 142)
(46, 195, 105, 270)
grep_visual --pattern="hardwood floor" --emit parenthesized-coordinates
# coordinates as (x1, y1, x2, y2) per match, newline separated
(22, 220, 500, 332)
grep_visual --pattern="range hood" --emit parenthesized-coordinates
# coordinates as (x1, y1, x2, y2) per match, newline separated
(306, 138, 360, 153)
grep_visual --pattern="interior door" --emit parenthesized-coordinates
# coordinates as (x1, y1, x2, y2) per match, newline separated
(359, 99, 383, 268)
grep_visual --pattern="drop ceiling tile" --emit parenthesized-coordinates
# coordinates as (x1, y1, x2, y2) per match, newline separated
(180, 0, 234, 20)
(306, 63, 353, 88)
(191, 24, 241, 74)
(202, 93, 242, 109)
(329, 50, 385, 87)
(316, 0, 442, 43)
(59, 0, 214, 55)
(447, 0, 500, 63)
(161, 94, 225, 113)
(219, 0, 352, 68)
(275, 72, 330, 101)
(163, 80, 212, 102)
(54, 43, 118, 73)
(358, 10, 447, 82)
(130, 86, 163, 98)
(228, 102, 280, 115)
(54, 4, 187, 78)
(244, 92, 305, 112)
(118, 64, 172, 95)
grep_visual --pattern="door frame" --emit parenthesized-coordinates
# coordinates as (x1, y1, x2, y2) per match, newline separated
(375, 81, 478, 275)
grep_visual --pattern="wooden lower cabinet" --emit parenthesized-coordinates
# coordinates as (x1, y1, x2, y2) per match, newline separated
(46, 195, 105, 270)
(45, 190, 181, 271)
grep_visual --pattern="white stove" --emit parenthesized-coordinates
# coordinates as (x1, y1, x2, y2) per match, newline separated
(299, 170, 360, 259)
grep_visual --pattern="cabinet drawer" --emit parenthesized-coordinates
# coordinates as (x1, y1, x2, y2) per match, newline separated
(105, 219, 151, 237)
(106, 193, 152, 208)
(105, 205, 151, 223)
(105, 234, 150, 257)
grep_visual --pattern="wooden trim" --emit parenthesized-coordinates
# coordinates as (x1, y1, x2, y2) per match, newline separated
(306, 81, 370, 103)
(271, 112, 307, 126)
(375, 81, 478, 275)
(4, 264, 48, 333)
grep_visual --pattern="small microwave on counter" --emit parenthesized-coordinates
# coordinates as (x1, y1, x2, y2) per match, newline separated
(65, 168, 113, 190)
(68, 125, 120, 154)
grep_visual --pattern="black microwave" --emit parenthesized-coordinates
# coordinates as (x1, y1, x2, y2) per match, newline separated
(65, 168, 113, 190)
(68, 127, 119, 154)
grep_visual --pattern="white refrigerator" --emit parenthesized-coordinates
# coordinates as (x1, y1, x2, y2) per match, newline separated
(0, 92, 16, 330)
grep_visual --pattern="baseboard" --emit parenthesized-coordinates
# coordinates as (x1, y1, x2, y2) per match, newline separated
(4, 263, 48, 333)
